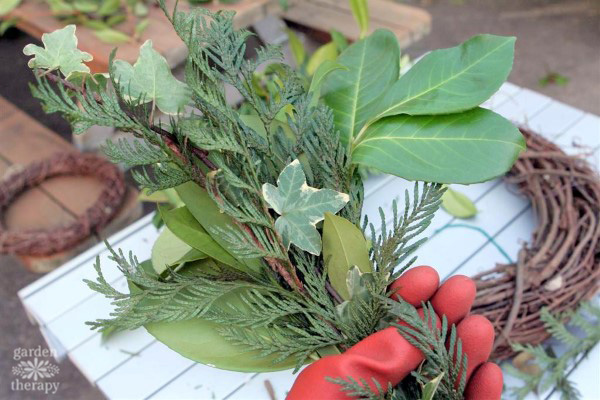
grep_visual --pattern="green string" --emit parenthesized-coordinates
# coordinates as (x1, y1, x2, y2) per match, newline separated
(434, 223, 514, 264)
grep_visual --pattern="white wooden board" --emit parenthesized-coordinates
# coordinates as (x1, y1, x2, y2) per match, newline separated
(18, 83, 600, 400)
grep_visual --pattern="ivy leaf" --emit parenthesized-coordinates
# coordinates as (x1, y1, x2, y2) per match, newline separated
(322, 212, 372, 300)
(23, 25, 93, 79)
(262, 159, 349, 255)
(112, 40, 191, 114)
(441, 187, 477, 219)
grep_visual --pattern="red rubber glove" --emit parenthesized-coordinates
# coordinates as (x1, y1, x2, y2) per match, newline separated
(287, 266, 503, 400)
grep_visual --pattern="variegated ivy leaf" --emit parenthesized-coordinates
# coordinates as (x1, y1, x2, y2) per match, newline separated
(262, 159, 349, 255)
(23, 25, 93, 79)
(112, 40, 191, 115)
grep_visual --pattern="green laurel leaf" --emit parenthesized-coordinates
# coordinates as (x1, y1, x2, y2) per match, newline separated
(262, 159, 349, 255)
(23, 25, 93, 79)
(441, 187, 477, 219)
(159, 206, 241, 270)
(306, 41, 338, 76)
(322, 212, 372, 300)
(151, 227, 207, 275)
(370, 34, 515, 120)
(352, 107, 525, 184)
(112, 40, 191, 114)
(322, 29, 399, 146)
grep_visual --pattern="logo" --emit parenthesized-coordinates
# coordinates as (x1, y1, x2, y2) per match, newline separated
(10, 346, 60, 395)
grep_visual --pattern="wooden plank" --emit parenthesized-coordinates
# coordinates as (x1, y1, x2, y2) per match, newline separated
(148, 364, 255, 400)
(0, 96, 104, 219)
(311, 0, 431, 37)
(95, 341, 195, 400)
(69, 327, 155, 383)
(18, 212, 154, 299)
(227, 369, 300, 400)
(21, 222, 158, 327)
(283, 0, 430, 47)
(11, 0, 279, 73)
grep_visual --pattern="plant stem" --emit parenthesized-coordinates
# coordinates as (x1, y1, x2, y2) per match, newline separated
(42, 72, 217, 172)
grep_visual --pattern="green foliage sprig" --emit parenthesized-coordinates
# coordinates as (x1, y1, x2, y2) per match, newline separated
(24, 0, 520, 380)
(506, 302, 600, 400)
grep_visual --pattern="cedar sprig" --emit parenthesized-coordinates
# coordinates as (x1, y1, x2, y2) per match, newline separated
(506, 302, 600, 400)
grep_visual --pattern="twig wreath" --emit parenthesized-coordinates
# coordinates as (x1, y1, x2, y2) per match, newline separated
(0, 152, 126, 256)
(472, 128, 600, 360)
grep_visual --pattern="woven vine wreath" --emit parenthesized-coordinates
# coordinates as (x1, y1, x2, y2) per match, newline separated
(0, 152, 126, 256)
(472, 128, 600, 360)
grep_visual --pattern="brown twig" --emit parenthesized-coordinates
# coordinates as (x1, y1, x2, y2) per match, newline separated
(472, 128, 600, 360)
(42, 72, 217, 172)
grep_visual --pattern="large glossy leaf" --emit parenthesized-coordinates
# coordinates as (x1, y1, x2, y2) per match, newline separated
(370, 35, 515, 121)
(307, 60, 346, 108)
(131, 261, 298, 372)
(151, 227, 206, 274)
(352, 108, 525, 184)
(349, 0, 369, 39)
(112, 40, 191, 114)
(323, 29, 399, 146)
(23, 25, 93, 78)
(322, 213, 372, 300)
(175, 182, 263, 274)
(306, 42, 338, 76)
(263, 160, 349, 255)
(160, 206, 242, 269)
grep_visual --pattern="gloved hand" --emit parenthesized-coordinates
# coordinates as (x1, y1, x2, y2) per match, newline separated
(287, 266, 503, 399)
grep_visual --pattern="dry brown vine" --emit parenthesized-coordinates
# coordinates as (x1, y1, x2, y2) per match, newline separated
(0, 152, 126, 256)
(472, 128, 600, 360)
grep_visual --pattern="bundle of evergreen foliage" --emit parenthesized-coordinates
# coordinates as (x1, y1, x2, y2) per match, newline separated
(24, 2, 523, 397)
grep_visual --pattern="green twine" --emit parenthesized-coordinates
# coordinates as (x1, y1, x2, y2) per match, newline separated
(434, 223, 514, 264)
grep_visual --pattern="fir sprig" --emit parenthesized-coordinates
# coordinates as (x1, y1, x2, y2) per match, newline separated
(506, 302, 600, 400)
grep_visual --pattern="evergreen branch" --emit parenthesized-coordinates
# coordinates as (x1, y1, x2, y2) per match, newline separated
(507, 302, 600, 400)
(368, 183, 445, 288)
(386, 300, 467, 400)
(84, 245, 281, 332)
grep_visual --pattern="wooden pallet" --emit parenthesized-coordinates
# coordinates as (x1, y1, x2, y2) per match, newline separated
(0, 96, 142, 272)
(283, 0, 431, 47)
(16, 83, 600, 399)
(9, 0, 282, 73)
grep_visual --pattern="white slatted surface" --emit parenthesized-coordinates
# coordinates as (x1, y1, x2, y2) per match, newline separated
(18, 83, 600, 400)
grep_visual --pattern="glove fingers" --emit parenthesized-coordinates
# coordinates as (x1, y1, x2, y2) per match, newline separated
(464, 362, 503, 400)
(389, 265, 440, 306)
(431, 275, 476, 326)
(287, 327, 425, 400)
(454, 315, 495, 383)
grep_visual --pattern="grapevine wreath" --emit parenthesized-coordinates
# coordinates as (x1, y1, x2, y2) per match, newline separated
(21, 2, 537, 398)
(473, 128, 600, 360)
(0, 152, 125, 256)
